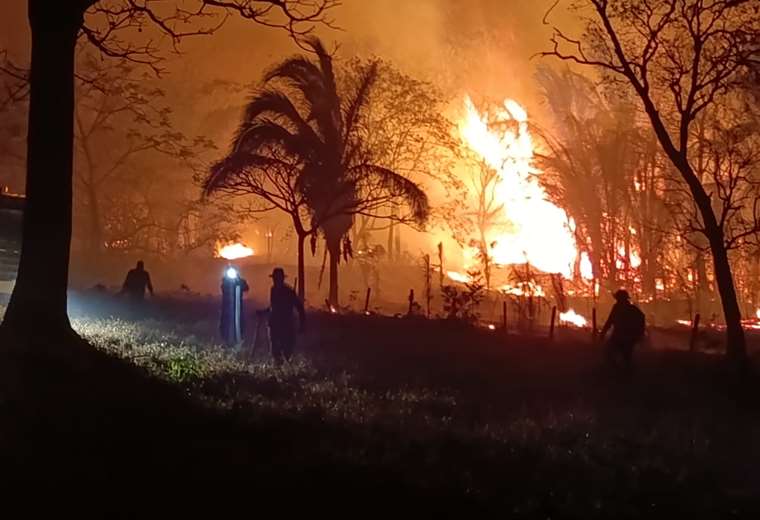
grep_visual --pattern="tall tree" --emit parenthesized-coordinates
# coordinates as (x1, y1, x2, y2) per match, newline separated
(73, 54, 198, 263)
(0, 0, 336, 342)
(537, 66, 669, 295)
(204, 147, 315, 299)
(542, 0, 760, 362)
(205, 38, 429, 305)
(342, 58, 458, 262)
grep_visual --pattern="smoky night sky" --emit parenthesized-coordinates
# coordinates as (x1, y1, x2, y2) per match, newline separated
(0, 0, 570, 109)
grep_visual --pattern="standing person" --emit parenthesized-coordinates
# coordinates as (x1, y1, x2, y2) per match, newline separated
(220, 265, 249, 347)
(120, 260, 154, 301)
(599, 289, 646, 372)
(268, 267, 305, 364)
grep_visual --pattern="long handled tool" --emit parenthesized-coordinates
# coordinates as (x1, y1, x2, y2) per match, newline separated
(249, 308, 271, 361)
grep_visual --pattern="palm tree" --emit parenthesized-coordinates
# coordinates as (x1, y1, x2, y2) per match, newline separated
(205, 38, 428, 305)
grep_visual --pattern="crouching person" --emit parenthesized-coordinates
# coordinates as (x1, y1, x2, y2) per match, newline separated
(268, 267, 305, 364)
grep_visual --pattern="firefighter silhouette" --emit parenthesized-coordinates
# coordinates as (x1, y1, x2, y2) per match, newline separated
(268, 267, 305, 363)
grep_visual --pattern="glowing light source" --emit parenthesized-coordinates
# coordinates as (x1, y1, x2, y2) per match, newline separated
(225, 267, 239, 280)
(487, 324, 496, 330)
(217, 243, 254, 260)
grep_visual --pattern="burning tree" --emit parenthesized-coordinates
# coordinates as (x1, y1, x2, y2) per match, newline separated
(536, 66, 669, 296)
(543, 0, 760, 362)
(448, 96, 579, 293)
(0, 0, 337, 341)
(343, 58, 459, 263)
(205, 38, 429, 306)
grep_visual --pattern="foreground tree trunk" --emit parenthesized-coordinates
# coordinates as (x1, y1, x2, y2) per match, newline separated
(637, 95, 747, 362)
(707, 228, 746, 362)
(1, 2, 84, 339)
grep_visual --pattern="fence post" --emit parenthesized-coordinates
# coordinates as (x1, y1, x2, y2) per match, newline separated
(364, 287, 372, 314)
(549, 306, 557, 340)
(689, 313, 701, 352)
(502, 300, 507, 332)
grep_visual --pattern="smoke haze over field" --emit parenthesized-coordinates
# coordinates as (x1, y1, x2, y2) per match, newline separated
(0, 0, 571, 107)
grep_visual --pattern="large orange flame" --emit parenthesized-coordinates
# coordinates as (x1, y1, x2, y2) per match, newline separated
(458, 96, 577, 277)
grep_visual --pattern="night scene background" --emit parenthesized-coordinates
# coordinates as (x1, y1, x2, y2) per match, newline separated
(1, 0, 759, 515)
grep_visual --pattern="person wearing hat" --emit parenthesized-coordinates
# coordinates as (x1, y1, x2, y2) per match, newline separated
(268, 267, 306, 364)
(599, 289, 646, 372)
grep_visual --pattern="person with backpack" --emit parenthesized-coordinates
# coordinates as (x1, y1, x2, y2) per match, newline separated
(599, 289, 646, 372)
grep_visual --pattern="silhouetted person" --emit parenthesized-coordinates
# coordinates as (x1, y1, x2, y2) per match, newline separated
(220, 265, 249, 347)
(600, 289, 646, 372)
(120, 261, 154, 301)
(268, 267, 305, 364)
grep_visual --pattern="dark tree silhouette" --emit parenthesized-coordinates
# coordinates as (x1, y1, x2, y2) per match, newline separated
(0, 0, 337, 342)
(204, 148, 315, 300)
(542, 0, 760, 362)
(205, 38, 429, 305)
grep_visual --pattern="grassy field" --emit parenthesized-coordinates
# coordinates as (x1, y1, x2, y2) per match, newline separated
(1, 294, 759, 515)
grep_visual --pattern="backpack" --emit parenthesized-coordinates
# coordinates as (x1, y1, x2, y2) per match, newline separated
(625, 304, 646, 339)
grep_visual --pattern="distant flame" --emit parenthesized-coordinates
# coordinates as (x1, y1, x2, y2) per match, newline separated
(447, 271, 472, 284)
(500, 281, 546, 297)
(756, 309, 760, 320)
(616, 244, 641, 269)
(216, 243, 254, 260)
(559, 309, 588, 327)
(580, 252, 594, 280)
(676, 319, 691, 326)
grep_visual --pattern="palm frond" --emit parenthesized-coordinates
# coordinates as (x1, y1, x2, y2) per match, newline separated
(351, 164, 429, 224)
(264, 57, 324, 92)
(341, 61, 379, 148)
(298, 37, 337, 100)
(239, 89, 319, 145)
(231, 120, 299, 156)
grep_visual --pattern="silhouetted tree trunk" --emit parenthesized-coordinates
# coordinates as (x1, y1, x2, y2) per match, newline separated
(386, 220, 394, 261)
(708, 227, 745, 360)
(327, 239, 339, 306)
(296, 231, 306, 301)
(2, 2, 86, 339)
(695, 250, 709, 312)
